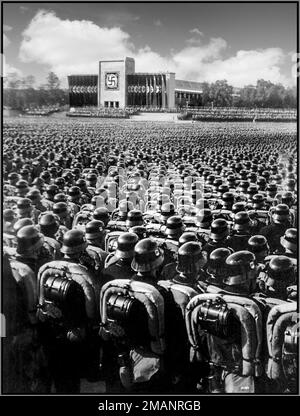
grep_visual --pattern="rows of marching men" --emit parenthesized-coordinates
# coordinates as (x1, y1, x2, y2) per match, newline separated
(2, 120, 298, 394)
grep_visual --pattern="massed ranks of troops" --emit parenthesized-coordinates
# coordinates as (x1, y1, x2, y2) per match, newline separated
(2, 124, 298, 394)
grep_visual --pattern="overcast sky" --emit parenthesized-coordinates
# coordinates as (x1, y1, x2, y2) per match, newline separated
(3, 2, 298, 88)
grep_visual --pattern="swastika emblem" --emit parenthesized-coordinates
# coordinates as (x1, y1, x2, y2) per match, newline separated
(105, 72, 119, 90)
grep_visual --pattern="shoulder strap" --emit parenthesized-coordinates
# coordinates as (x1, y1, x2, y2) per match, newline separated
(266, 302, 297, 380)
(186, 293, 258, 376)
(37, 260, 97, 320)
(10, 260, 37, 325)
(158, 280, 198, 317)
(100, 279, 166, 355)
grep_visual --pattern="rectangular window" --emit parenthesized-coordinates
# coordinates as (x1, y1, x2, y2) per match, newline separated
(115, 101, 119, 108)
(104, 101, 108, 108)
(110, 101, 114, 108)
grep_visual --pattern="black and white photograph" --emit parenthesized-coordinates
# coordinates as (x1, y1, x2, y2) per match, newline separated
(1, 0, 299, 400)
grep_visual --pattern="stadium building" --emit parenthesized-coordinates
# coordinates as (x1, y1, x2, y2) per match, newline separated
(68, 57, 203, 109)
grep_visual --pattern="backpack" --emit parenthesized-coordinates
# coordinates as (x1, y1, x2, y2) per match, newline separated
(185, 293, 263, 377)
(10, 260, 38, 326)
(158, 280, 198, 318)
(99, 278, 166, 388)
(37, 261, 99, 337)
(266, 301, 297, 387)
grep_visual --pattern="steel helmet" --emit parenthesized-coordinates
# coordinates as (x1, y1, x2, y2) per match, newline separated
(54, 193, 68, 203)
(115, 232, 139, 259)
(86, 172, 97, 184)
(16, 197, 32, 213)
(280, 228, 297, 253)
(53, 202, 68, 218)
(266, 183, 277, 196)
(93, 207, 110, 225)
(16, 225, 44, 255)
(248, 235, 269, 262)
(68, 186, 81, 201)
(210, 219, 229, 241)
(61, 229, 87, 255)
(38, 212, 60, 236)
(281, 191, 294, 207)
(252, 193, 265, 209)
(45, 184, 59, 199)
(3, 209, 15, 223)
(8, 172, 19, 183)
(26, 189, 42, 203)
(224, 250, 257, 286)
(233, 211, 251, 233)
(131, 238, 164, 273)
(85, 220, 104, 241)
(222, 192, 235, 209)
(16, 179, 29, 195)
(126, 209, 143, 228)
(272, 204, 290, 224)
(248, 234, 269, 253)
(179, 232, 198, 247)
(177, 242, 206, 275)
(207, 247, 233, 284)
(266, 256, 295, 291)
(14, 218, 34, 234)
(165, 215, 185, 238)
(232, 202, 246, 215)
(55, 177, 66, 189)
(76, 179, 87, 189)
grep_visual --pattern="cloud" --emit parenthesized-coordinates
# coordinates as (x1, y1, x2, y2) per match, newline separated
(190, 28, 203, 37)
(20, 10, 132, 77)
(3, 34, 10, 48)
(19, 10, 294, 87)
(153, 19, 162, 27)
(20, 6, 29, 13)
(2, 56, 22, 78)
(98, 11, 140, 27)
(3, 24, 12, 32)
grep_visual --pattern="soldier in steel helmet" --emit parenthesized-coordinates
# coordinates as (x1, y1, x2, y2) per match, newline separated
(130, 238, 183, 392)
(202, 218, 231, 257)
(227, 211, 253, 252)
(257, 255, 296, 301)
(173, 241, 208, 290)
(102, 232, 138, 284)
(260, 204, 292, 253)
(85, 220, 108, 272)
(60, 229, 103, 278)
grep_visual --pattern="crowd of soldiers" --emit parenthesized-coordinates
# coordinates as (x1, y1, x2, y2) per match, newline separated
(2, 118, 298, 394)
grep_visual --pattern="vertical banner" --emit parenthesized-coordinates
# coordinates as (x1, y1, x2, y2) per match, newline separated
(149, 76, 153, 107)
(146, 76, 148, 107)
(153, 75, 157, 107)
(161, 74, 165, 108)
(157, 75, 161, 107)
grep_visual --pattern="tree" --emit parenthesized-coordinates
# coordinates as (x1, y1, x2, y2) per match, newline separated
(6, 72, 22, 89)
(23, 75, 36, 89)
(200, 82, 211, 106)
(254, 79, 274, 107)
(46, 71, 60, 90)
(209, 80, 233, 107)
